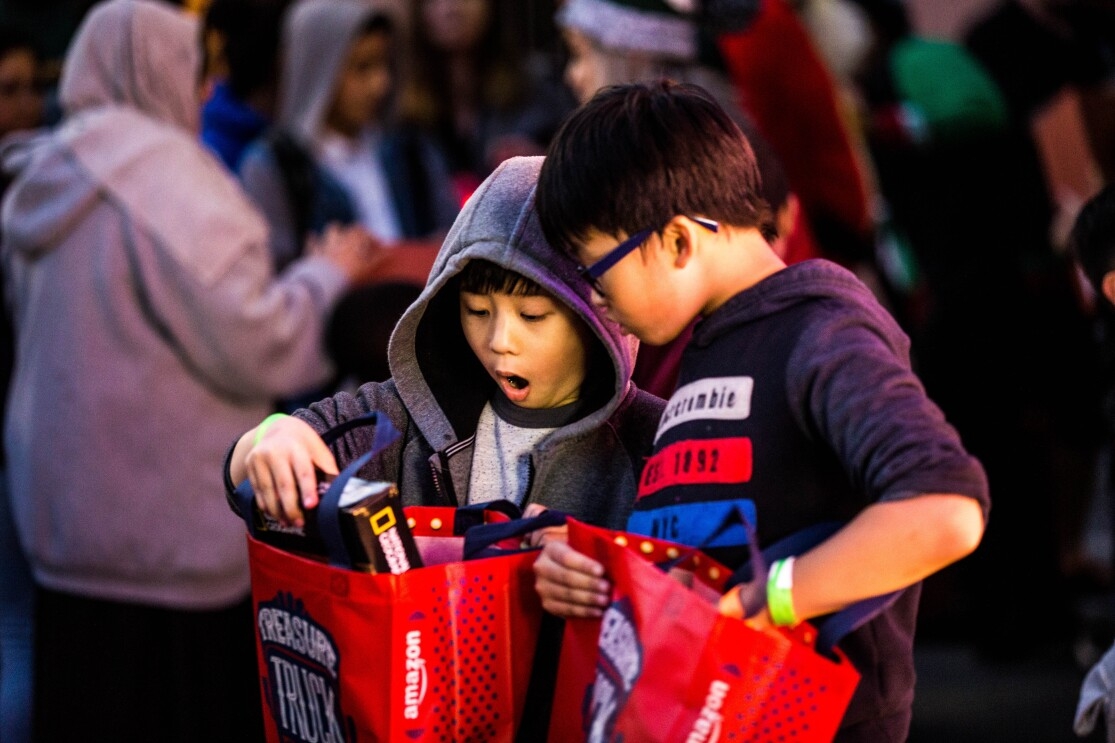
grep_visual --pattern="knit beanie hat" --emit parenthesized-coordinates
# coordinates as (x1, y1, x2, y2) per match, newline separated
(556, 0, 758, 63)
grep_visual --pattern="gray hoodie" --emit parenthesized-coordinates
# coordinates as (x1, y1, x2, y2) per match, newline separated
(283, 156, 665, 526)
(1, 0, 349, 608)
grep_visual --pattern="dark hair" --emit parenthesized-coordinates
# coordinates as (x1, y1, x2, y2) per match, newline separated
(736, 114, 789, 216)
(204, 0, 291, 100)
(1070, 184, 1115, 299)
(400, 0, 528, 130)
(537, 80, 773, 255)
(326, 281, 421, 383)
(0, 25, 36, 62)
(359, 11, 393, 37)
(458, 259, 546, 297)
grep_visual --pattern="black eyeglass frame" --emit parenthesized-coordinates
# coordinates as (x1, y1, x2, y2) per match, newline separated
(575, 216, 720, 295)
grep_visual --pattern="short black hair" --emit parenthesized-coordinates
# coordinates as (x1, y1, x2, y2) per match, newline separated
(458, 259, 545, 297)
(0, 25, 36, 61)
(537, 79, 773, 255)
(359, 11, 393, 37)
(1070, 184, 1115, 299)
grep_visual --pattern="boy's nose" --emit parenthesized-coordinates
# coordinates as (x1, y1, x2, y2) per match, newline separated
(488, 318, 517, 354)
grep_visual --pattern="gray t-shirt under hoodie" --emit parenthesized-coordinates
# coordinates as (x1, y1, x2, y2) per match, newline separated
(468, 392, 590, 506)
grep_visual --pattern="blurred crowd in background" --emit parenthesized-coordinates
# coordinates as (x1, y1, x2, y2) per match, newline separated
(1, 0, 1114, 740)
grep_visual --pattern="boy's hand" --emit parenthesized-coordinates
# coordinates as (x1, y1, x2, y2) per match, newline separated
(534, 541, 611, 618)
(718, 584, 774, 631)
(522, 503, 568, 548)
(245, 416, 338, 528)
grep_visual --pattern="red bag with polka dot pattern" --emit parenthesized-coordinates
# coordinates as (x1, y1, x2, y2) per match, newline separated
(547, 518, 872, 743)
(244, 502, 555, 743)
(234, 413, 559, 742)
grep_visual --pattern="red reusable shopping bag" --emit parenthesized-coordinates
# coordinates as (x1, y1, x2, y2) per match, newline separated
(233, 413, 554, 742)
(246, 508, 547, 743)
(548, 519, 864, 743)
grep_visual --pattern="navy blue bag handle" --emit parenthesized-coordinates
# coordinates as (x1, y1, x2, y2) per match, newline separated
(233, 412, 401, 568)
(314, 413, 401, 567)
(451, 500, 525, 535)
(462, 509, 569, 560)
(722, 519, 903, 654)
(658, 505, 903, 656)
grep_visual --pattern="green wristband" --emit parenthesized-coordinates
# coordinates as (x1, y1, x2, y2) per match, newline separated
(253, 413, 289, 446)
(766, 557, 798, 627)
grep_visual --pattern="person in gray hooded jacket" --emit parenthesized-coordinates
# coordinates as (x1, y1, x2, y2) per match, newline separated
(228, 155, 664, 532)
(0, 0, 376, 738)
(239, 0, 459, 271)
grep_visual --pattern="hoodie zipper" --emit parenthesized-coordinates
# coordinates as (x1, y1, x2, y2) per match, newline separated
(521, 455, 538, 510)
(429, 450, 459, 506)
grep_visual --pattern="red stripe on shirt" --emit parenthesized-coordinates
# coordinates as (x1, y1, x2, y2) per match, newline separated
(637, 437, 753, 499)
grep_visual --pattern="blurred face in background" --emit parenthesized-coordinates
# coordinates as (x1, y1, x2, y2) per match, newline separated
(562, 28, 658, 106)
(562, 28, 608, 105)
(0, 47, 42, 136)
(422, 0, 490, 54)
(326, 29, 394, 138)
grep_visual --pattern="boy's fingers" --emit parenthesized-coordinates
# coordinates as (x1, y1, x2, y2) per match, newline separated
(535, 553, 610, 618)
(266, 457, 304, 526)
(540, 595, 606, 619)
(293, 460, 320, 511)
(537, 578, 610, 608)
(300, 436, 338, 511)
(522, 503, 549, 518)
(526, 525, 568, 548)
(306, 434, 339, 476)
(546, 540, 606, 577)
(249, 464, 279, 522)
(718, 585, 745, 619)
(534, 552, 610, 596)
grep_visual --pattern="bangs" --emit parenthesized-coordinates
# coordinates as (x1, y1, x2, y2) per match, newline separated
(458, 259, 546, 297)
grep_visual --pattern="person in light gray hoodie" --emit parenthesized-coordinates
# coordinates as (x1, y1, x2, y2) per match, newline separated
(228, 155, 665, 532)
(0, 0, 374, 738)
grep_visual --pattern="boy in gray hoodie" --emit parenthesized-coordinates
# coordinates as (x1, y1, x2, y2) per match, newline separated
(228, 155, 665, 530)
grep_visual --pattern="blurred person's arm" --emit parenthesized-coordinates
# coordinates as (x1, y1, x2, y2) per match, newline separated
(130, 207, 373, 400)
(238, 141, 302, 270)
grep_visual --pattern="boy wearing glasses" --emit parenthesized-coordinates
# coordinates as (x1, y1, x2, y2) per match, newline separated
(532, 81, 990, 742)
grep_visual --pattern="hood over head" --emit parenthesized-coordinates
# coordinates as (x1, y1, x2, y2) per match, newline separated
(59, 0, 201, 133)
(277, 0, 385, 142)
(2, 0, 263, 282)
(388, 155, 641, 449)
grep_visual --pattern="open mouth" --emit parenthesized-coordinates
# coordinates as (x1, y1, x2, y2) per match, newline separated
(498, 373, 531, 401)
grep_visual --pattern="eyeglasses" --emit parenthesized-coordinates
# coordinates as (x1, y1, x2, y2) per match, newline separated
(576, 216, 719, 296)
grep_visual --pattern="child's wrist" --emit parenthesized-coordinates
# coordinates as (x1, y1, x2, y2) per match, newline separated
(253, 412, 290, 446)
(766, 557, 799, 627)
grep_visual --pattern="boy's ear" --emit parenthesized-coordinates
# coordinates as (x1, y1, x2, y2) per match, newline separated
(661, 216, 704, 268)
(1103, 271, 1115, 306)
